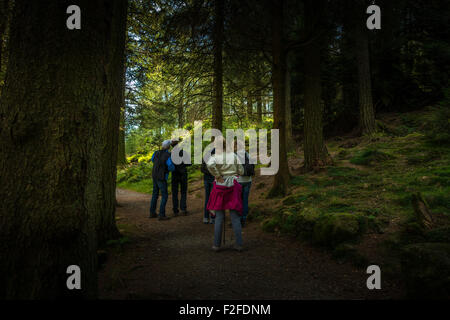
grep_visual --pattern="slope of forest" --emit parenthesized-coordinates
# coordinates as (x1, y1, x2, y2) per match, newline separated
(116, 106, 450, 298)
(1, 0, 449, 300)
(253, 108, 450, 298)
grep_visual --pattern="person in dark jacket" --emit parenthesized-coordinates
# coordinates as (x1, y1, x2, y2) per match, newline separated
(150, 140, 175, 221)
(170, 138, 190, 216)
(201, 148, 215, 224)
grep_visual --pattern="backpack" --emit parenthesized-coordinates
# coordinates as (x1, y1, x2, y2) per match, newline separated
(172, 149, 189, 176)
(242, 153, 255, 177)
(152, 150, 170, 181)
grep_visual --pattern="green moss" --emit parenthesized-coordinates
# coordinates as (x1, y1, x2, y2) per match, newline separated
(325, 197, 356, 213)
(261, 216, 281, 233)
(261, 114, 450, 261)
(406, 153, 428, 165)
(313, 212, 363, 248)
(281, 207, 322, 238)
(290, 175, 313, 187)
(281, 196, 295, 206)
(424, 105, 450, 144)
(327, 166, 361, 178)
(424, 188, 450, 211)
(350, 149, 394, 166)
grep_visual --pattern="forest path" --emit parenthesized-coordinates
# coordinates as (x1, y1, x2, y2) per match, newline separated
(98, 184, 400, 299)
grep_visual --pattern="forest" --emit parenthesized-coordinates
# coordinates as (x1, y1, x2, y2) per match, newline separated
(0, 0, 449, 300)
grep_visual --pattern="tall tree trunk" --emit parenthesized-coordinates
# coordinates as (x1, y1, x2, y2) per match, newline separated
(0, 0, 10, 89)
(178, 103, 184, 128)
(178, 75, 185, 128)
(341, 17, 358, 119)
(303, 0, 332, 171)
(212, 0, 224, 131)
(285, 54, 293, 148)
(268, 0, 290, 197)
(117, 58, 127, 167)
(98, 0, 128, 246)
(117, 107, 127, 166)
(353, 0, 376, 135)
(0, 0, 127, 299)
(256, 91, 263, 123)
(0, 0, 8, 62)
(255, 64, 263, 123)
(246, 94, 253, 120)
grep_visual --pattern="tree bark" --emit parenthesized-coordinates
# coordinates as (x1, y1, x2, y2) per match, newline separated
(255, 64, 263, 123)
(285, 54, 293, 148)
(212, 0, 224, 132)
(268, 0, 290, 197)
(0, 0, 127, 299)
(0, 0, 8, 62)
(98, 0, 128, 246)
(246, 94, 253, 120)
(256, 90, 263, 123)
(354, 0, 376, 135)
(178, 75, 185, 128)
(117, 106, 127, 166)
(0, 0, 10, 89)
(117, 61, 127, 167)
(303, 0, 332, 171)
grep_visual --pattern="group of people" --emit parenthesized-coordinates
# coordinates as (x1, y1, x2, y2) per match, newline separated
(149, 138, 189, 220)
(149, 137, 254, 252)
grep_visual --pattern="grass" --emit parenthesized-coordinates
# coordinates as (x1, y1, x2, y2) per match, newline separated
(350, 149, 394, 165)
(117, 164, 203, 195)
(117, 179, 153, 194)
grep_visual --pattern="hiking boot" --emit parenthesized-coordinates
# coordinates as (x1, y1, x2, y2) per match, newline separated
(182, 210, 188, 216)
(158, 216, 171, 221)
(209, 218, 215, 225)
(233, 245, 244, 252)
(203, 217, 209, 224)
(212, 246, 221, 252)
(149, 214, 157, 219)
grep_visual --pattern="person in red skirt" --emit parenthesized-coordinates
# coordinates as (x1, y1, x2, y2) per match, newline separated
(206, 137, 245, 252)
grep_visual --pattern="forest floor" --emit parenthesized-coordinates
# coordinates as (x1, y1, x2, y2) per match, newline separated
(100, 110, 450, 299)
(98, 183, 403, 300)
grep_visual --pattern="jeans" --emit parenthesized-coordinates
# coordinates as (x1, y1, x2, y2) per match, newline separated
(204, 176, 215, 219)
(240, 181, 252, 222)
(150, 179, 168, 217)
(214, 210, 243, 247)
(172, 173, 187, 213)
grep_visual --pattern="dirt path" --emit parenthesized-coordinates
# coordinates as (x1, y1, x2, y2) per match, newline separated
(98, 182, 402, 300)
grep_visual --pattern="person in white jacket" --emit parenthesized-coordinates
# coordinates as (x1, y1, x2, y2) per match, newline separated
(206, 146, 244, 187)
(206, 137, 244, 251)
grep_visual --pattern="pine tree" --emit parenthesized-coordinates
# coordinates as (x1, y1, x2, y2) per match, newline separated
(0, 0, 128, 299)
